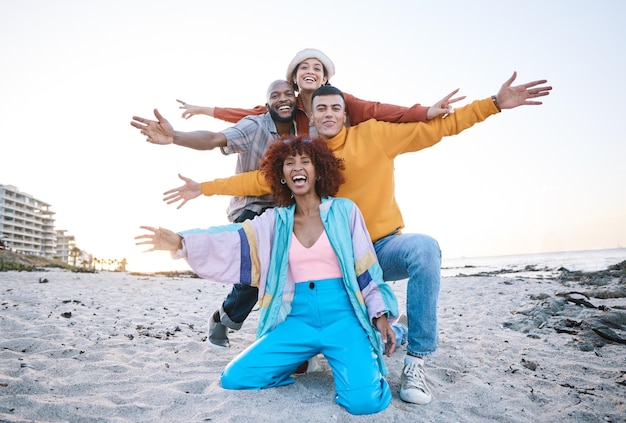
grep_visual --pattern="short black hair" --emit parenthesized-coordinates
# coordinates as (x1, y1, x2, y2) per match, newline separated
(311, 85, 345, 103)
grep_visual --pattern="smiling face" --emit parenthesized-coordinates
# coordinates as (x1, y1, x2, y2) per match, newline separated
(283, 152, 317, 197)
(312, 94, 347, 139)
(293, 58, 327, 92)
(266, 80, 297, 123)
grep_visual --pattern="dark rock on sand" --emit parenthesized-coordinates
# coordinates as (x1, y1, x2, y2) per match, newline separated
(504, 261, 626, 350)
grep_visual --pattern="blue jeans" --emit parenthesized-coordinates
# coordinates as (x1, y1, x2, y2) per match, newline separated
(374, 232, 441, 357)
(220, 278, 391, 415)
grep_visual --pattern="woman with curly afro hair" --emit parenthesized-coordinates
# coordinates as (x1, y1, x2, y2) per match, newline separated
(136, 135, 400, 415)
(259, 136, 345, 207)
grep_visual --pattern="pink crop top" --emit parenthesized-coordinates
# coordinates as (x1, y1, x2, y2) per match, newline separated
(288, 230, 342, 283)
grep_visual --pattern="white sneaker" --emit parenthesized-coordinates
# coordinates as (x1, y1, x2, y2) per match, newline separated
(400, 361, 432, 404)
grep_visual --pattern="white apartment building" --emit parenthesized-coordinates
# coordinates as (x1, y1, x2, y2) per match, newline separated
(0, 184, 56, 257)
(55, 229, 77, 263)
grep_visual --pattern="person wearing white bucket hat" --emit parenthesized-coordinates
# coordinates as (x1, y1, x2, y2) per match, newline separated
(178, 48, 458, 138)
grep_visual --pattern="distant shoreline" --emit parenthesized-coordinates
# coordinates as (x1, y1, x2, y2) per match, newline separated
(444, 247, 626, 262)
(4, 248, 626, 279)
(442, 247, 626, 277)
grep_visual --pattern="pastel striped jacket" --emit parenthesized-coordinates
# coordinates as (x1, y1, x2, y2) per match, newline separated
(178, 197, 398, 374)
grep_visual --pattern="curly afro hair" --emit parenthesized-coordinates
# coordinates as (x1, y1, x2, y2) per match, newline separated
(259, 136, 345, 207)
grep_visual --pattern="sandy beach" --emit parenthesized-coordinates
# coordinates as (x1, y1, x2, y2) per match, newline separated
(1, 263, 625, 422)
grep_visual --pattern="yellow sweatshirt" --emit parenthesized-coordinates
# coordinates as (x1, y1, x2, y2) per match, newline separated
(201, 97, 499, 242)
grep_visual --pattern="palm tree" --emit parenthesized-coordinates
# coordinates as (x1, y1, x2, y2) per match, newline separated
(83, 255, 93, 269)
(70, 247, 82, 266)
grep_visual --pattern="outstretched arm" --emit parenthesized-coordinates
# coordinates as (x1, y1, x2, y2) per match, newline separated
(427, 88, 467, 120)
(495, 71, 552, 109)
(131, 109, 174, 145)
(131, 109, 227, 150)
(200, 170, 272, 198)
(163, 174, 202, 209)
(213, 105, 268, 123)
(177, 99, 215, 119)
(343, 92, 431, 125)
(135, 226, 182, 253)
(381, 72, 552, 158)
(176, 99, 269, 124)
(162, 171, 272, 209)
(427, 71, 550, 120)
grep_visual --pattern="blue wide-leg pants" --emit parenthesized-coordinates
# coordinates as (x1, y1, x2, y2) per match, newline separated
(220, 278, 391, 415)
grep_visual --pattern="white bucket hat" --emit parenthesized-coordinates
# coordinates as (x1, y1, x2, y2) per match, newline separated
(285, 48, 336, 82)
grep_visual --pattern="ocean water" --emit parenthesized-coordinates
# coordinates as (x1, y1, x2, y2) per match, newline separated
(441, 248, 626, 278)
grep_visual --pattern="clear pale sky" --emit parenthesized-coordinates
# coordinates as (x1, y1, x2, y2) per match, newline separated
(1, 0, 624, 272)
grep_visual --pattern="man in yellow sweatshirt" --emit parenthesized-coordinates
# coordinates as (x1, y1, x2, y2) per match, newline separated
(163, 72, 551, 405)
